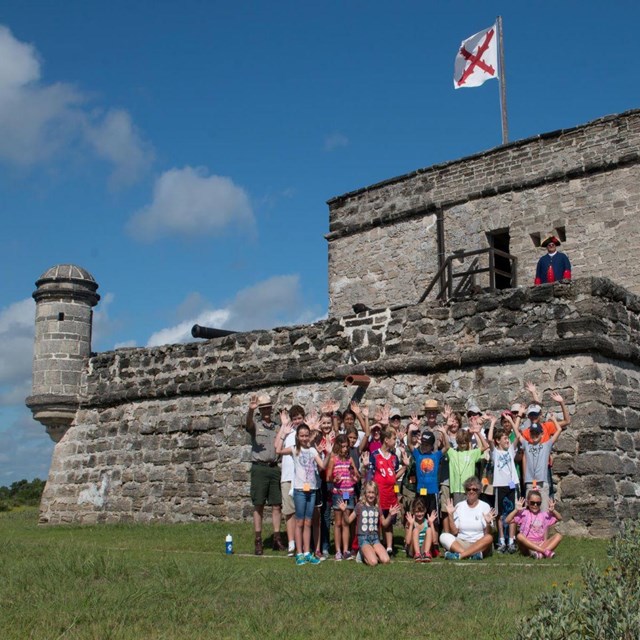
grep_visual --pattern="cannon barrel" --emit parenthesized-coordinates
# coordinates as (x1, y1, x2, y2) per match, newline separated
(343, 374, 371, 388)
(191, 324, 237, 339)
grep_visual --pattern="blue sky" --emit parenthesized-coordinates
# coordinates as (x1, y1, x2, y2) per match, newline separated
(1, 2, 638, 484)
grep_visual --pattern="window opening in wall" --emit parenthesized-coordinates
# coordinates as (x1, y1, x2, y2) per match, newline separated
(58, 312, 65, 321)
(488, 229, 512, 289)
(555, 226, 566, 242)
(530, 232, 541, 248)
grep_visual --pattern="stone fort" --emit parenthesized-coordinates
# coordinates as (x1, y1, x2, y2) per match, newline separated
(27, 110, 640, 535)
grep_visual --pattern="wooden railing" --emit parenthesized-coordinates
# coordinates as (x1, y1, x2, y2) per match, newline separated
(419, 247, 518, 303)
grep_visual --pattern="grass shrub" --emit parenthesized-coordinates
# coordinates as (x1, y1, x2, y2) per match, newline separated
(513, 517, 640, 640)
(0, 508, 609, 640)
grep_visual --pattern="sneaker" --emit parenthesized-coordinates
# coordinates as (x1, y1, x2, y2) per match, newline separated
(287, 543, 296, 558)
(322, 549, 330, 560)
(355, 550, 363, 563)
(469, 552, 483, 561)
(343, 551, 353, 561)
(431, 546, 440, 558)
(497, 543, 507, 554)
(254, 537, 264, 556)
(414, 553, 423, 563)
(386, 547, 395, 557)
(529, 550, 543, 560)
(543, 550, 555, 559)
(305, 552, 321, 565)
(335, 551, 343, 561)
(507, 543, 518, 555)
(444, 551, 460, 560)
(295, 553, 307, 566)
(421, 553, 432, 563)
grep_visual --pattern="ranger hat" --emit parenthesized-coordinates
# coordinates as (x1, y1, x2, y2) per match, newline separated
(257, 394, 272, 408)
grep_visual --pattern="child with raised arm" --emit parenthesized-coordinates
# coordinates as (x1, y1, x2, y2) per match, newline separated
(368, 410, 410, 555)
(506, 494, 563, 558)
(446, 418, 489, 504)
(439, 405, 463, 534)
(405, 498, 438, 562)
(522, 384, 571, 499)
(487, 415, 519, 554)
(408, 422, 449, 527)
(277, 405, 306, 556)
(313, 411, 336, 559)
(339, 481, 401, 566)
(514, 415, 563, 511)
(326, 434, 360, 560)
(275, 417, 329, 566)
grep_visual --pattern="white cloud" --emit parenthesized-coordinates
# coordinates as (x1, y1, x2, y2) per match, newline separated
(147, 308, 231, 347)
(324, 132, 349, 151)
(84, 108, 154, 188)
(127, 166, 255, 241)
(146, 274, 318, 347)
(0, 298, 34, 389)
(113, 340, 137, 350)
(92, 292, 121, 347)
(0, 409, 54, 483)
(0, 24, 152, 185)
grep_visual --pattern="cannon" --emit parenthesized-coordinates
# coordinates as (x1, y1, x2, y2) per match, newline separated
(191, 324, 237, 339)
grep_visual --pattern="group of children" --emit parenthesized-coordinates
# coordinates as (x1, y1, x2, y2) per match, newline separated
(272, 382, 568, 566)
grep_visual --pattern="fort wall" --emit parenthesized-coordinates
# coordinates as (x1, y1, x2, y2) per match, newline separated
(327, 110, 640, 316)
(39, 278, 640, 535)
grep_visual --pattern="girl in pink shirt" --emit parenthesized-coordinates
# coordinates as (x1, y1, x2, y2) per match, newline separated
(326, 434, 360, 560)
(506, 491, 563, 559)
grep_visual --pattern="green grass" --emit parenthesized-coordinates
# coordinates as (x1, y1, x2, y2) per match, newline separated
(0, 508, 607, 640)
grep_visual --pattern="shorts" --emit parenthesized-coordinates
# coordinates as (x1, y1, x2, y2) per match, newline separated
(439, 533, 493, 556)
(494, 486, 518, 516)
(250, 463, 282, 507)
(439, 484, 451, 512)
(293, 489, 317, 521)
(358, 533, 380, 547)
(332, 492, 355, 510)
(439, 533, 473, 551)
(381, 509, 397, 527)
(415, 491, 440, 523)
(281, 481, 295, 517)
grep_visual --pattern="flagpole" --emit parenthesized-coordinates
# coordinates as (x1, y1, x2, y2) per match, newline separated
(497, 15, 509, 144)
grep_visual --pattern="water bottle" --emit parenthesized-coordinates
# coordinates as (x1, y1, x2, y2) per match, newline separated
(225, 534, 233, 554)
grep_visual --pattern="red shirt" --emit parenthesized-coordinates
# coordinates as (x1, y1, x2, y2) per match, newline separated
(371, 449, 399, 510)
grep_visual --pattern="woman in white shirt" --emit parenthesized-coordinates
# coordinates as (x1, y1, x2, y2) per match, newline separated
(439, 476, 495, 560)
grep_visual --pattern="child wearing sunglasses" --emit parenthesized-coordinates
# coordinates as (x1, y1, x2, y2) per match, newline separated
(505, 492, 563, 559)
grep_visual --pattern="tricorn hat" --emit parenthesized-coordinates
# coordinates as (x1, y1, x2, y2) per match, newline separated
(541, 235, 561, 248)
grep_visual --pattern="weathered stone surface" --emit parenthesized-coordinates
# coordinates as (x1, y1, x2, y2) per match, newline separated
(31, 114, 640, 537)
(328, 111, 640, 317)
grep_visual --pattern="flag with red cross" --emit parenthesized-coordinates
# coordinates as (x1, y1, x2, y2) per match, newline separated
(454, 24, 499, 89)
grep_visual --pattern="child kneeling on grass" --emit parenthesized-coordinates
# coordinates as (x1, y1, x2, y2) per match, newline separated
(405, 497, 438, 563)
(338, 481, 400, 566)
(505, 493, 563, 559)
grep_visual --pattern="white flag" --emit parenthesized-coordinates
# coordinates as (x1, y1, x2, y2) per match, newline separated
(454, 24, 498, 89)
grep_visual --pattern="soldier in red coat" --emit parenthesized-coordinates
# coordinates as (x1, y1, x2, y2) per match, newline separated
(534, 236, 571, 285)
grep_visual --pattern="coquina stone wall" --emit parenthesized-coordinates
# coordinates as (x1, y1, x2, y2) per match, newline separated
(327, 110, 640, 316)
(40, 278, 640, 536)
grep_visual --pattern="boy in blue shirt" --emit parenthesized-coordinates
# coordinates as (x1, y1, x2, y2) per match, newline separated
(411, 427, 450, 525)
